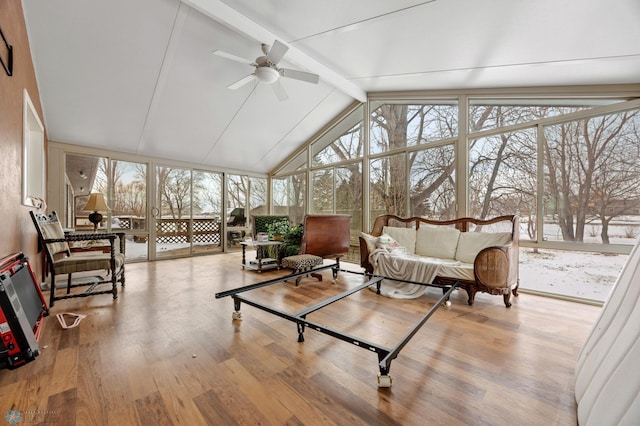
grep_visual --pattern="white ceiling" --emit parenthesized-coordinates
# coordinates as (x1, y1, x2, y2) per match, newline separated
(22, 0, 640, 174)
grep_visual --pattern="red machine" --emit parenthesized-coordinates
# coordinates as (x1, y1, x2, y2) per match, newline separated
(0, 252, 48, 369)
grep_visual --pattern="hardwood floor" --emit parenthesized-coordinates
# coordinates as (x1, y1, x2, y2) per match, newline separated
(0, 253, 601, 425)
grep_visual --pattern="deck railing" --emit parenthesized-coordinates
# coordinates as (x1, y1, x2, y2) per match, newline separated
(116, 217, 223, 245)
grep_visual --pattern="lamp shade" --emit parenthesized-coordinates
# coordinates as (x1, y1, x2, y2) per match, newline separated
(255, 66, 279, 84)
(83, 193, 111, 212)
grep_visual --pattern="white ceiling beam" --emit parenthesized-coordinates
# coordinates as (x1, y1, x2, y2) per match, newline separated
(182, 0, 367, 102)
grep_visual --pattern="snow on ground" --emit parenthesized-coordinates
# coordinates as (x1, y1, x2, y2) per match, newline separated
(519, 249, 627, 302)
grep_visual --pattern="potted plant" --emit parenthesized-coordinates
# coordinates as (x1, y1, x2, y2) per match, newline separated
(282, 224, 303, 256)
(266, 220, 290, 241)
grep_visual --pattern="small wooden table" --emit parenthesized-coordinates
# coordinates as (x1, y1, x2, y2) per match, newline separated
(240, 241, 282, 272)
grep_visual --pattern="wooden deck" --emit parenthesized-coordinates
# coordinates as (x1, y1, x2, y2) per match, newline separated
(0, 252, 601, 425)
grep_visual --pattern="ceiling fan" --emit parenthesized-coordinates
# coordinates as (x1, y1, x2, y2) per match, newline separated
(212, 40, 320, 101)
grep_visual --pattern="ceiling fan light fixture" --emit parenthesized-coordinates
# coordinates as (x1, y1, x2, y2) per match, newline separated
(255, 66, 279, 84)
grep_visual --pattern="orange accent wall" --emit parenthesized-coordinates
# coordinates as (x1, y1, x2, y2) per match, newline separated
(0, 0, 47, 279)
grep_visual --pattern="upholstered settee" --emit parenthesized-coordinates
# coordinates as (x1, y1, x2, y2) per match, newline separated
(359, 215, 520, 307)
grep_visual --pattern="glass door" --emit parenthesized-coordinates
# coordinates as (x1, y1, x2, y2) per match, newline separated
(225, 174, 249, 251)
(111, 160, 148, 261)
(192, 170, 223, 255)
(153, 165, 224, 258)
(64, 154, 149, 261)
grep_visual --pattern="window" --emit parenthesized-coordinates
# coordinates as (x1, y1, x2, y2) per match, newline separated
(192, 170, 223, 255)
(370, 102, 457, 155)
(312, 106, 363, 166)
(543, 109, 640, 245)
(65, 153, 109, 231)
(469, 128, 537, 237)
(274, 149, 307, 175)
(112, 160, 148, 260)
(409, 145, 456, 220)
(271, 91, 640, 302)
(468, 100, 624, 132)
(312, 169, 333, 213)
(272, 173, 306, 225)
(370, 153, 407, 222)
(311, 162, 363, 243)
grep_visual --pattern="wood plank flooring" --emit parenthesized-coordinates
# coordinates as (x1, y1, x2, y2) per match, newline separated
(0, 253, 601, 425)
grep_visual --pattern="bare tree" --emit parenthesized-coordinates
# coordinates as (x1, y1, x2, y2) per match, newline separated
(409, 145, 455, 219)
(192, 171, 222, 216)
(157, 167, 191, 219)
(589, 112, 640, 243)
(545, 110, 640, 242)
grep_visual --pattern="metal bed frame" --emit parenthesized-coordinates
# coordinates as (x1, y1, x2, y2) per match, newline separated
(215, 263, 458, 387)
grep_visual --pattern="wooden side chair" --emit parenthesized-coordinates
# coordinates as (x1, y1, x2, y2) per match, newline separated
(281, 214, 351, 285)
(30, 211, 126, 307)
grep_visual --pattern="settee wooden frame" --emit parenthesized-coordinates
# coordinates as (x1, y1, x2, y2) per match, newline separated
(360, 214, 520, 307)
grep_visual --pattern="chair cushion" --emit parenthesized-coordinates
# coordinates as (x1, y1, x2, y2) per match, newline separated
(282, 254, 323, 270)
(438, 260, 474, 282)
(54, 252, 125, 275)
(41, 222, 70, 256)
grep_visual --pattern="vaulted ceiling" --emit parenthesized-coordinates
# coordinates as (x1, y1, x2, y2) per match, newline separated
(22, 0, 640, 174)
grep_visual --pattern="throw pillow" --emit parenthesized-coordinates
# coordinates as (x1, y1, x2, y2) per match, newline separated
(360, 232, 378, 252)
(382, 226, 417, 254)
(415, 226, 461, 259)
(376, 234, 401, 252)
(455, 231, 512, 264)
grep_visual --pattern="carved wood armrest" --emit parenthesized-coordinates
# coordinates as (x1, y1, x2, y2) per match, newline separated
(358, 236, 374, 274)
(473, 244, 512, 289)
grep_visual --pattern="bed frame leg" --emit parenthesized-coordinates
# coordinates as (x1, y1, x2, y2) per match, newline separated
(441, 287, 452, 307)
(232, 297, 242, 320)
(377, 354, 393, 387)
(297, 322, 305, 342)
(377, 373, 392, 388)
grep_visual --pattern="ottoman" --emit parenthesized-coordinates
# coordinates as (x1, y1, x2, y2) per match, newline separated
(281, 254, 323, 286)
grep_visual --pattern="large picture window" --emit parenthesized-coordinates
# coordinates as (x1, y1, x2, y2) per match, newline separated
(370, 154, 407, 222)
(312, 106, 363, 166)
(311, 162, 363, 246)
(370, 102, 457, 155)
(469, 129, 537, 238)
(272, 173, 306, 225)
(543, 109, 640, 245)
(271, 92, 640, 302)
(409, 145, 456, 220)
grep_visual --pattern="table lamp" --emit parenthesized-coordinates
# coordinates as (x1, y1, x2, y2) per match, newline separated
(83, 193, 110, 231)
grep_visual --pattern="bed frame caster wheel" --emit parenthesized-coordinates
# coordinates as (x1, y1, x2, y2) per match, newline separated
(232, 311, 242, 320)
(377, 374, 392, 388)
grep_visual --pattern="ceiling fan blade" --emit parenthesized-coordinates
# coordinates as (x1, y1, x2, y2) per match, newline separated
(266, 40, 288, 65)
(212, 50, 255, 66)
(280, 68, 320, 84)
(271, 82, 288, 102)
(228, 74, 255, 90)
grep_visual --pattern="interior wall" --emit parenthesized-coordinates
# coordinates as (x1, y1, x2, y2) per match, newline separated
(0, 0, 47, 278)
